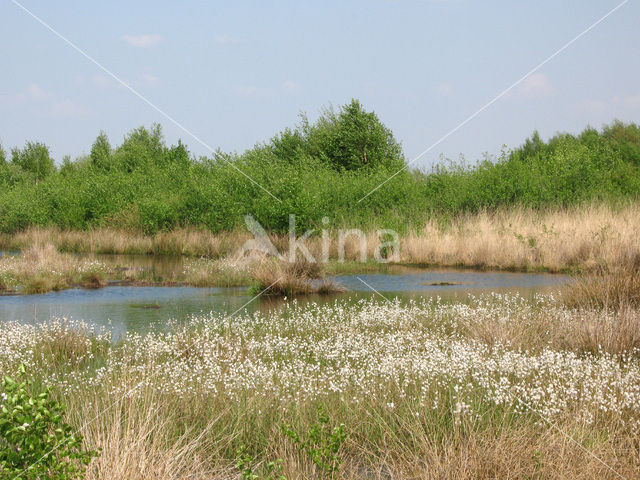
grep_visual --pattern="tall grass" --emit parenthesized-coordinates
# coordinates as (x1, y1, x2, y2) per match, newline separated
(562, 252, 640, 310)
(3, 203, 640, 274)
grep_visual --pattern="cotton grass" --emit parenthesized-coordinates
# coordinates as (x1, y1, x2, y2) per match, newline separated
(1, 294, 640, 478)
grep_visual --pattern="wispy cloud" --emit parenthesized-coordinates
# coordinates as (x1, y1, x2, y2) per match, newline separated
(0, 83, 89, 118)
(122, 34, 163, 48)
(232, 85, 263, 97)
(281, 80, 301, 92)
(139, 73, 159, 86)
(507, 73, 554, 98)
(233, 81, 302, 98)
(579, 92, 640, 112)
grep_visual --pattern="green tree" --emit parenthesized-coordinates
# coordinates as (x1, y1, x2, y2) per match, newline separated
(302, 99, 405, 171)
(10, 141, 55, 183)
(113, 123, 165, 171)
(269, 100, 405, 172)
(90, 131, 112, 170)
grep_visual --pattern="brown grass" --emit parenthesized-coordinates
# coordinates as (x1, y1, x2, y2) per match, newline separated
(563, 253, 640, 310)
(251, 257, 345, 296)
(401, 203, 640, 272)
(2, 203, 639, 272)
(68, 385, 640, 480)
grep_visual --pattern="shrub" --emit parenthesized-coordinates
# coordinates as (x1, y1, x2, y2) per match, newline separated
(0, 106, 639, 235)
(282, 405, 347, 478)
(0, 365, 98, 479)
(89, 131, 112, 171)
(10, 142, 55, 184)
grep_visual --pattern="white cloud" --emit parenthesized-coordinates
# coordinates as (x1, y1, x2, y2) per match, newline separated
(139, 73, 159, 86)
(233, 85, 261, 97)
(26, 83, 48, 100)
(122, 34, 163, 48)
(508, 73, 554, 98)
(623, 92, 640, 109)
(91, 73, 115, 88)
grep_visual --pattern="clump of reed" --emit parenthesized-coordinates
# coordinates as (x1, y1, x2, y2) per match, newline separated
(250, 256, 345, 296)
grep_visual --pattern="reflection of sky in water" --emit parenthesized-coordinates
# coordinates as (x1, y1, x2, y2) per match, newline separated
(0, 269, 571, 339)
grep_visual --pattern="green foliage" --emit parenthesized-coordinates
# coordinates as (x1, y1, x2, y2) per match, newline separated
(89, 131, 112, 171)
(271, 99, 404, 171)
(0, 365, 98, 480)
(113, 123, 165, 172)
(0, 102, 639, 235)
(282, 405, 347, 478)
(235, 445, 286, 480)
(10, 141, 55, 183)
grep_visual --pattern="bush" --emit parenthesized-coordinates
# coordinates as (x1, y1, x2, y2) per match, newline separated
(0, 365, 98, 479)
(10, 141, 55, 184)
(0, 103, 639, 235)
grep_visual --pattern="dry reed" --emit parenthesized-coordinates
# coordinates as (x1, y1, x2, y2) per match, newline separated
(3, 203, 639, 273)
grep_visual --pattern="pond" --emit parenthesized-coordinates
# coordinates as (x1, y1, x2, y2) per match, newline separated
(0, 262, 570, 339)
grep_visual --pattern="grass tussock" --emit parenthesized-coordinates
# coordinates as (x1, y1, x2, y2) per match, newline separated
(250, 256, 345, 296)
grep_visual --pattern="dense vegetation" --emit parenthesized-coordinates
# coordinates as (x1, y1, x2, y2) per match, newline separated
(1, 99, 639, 234)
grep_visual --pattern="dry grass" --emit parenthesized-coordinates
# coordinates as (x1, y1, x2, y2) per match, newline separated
(401, 203, 640, 272)
(0, 243, 111, 294)
(81, 391, 231, 480)
(76, 394, 640, 479)
(251, 256, 345, 296)
(562, 253, 640, 310)
(2, 203, 639, 273)
(0, 228, 244, 257)
(457, 297, 640, 356)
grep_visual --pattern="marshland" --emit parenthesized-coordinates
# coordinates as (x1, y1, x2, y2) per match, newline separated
(1, 101, 640, 479)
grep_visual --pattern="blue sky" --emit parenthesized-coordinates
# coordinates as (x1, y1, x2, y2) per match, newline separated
(1, 0, 639, 169)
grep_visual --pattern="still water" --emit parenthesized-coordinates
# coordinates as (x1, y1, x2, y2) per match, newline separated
(0, 262, 570, 339)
